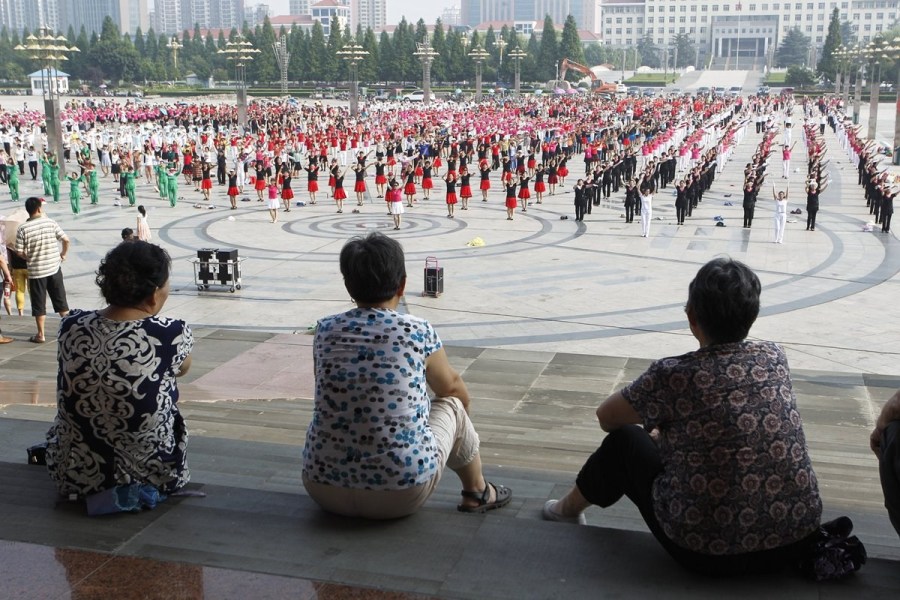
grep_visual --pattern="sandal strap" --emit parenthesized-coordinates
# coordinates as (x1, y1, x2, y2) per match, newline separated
(460, 483, 493, 504)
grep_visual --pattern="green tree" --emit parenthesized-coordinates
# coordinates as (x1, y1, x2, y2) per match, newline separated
(309, 20, 326, 81)
(521, 32, 540, 83)
(326, 16, 344, 81)
(443, 27, 466, 82)
(431, 19, 446, 82)
(559, 15, 585, 66)
(785, 65, 817, 86)
(818, 7, 842, 81)
(538, 16, 559, 81)
(377, 30, 393, 82)
(359, 27, 379, 84)
(776, 28, 811, 68)
(637, 35, 660, 68)
(673, 34, 696, 68)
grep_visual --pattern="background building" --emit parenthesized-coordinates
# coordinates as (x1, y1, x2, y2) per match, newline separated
(0, 0, 59, 32)
(353, 0, 387, 31)
(460, 0, 599, 30)
(600, 0, 900, 68)
(57, 0, 149, 35)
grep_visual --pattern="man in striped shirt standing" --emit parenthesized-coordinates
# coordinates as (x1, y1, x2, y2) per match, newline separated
(14, 197, 70, 344)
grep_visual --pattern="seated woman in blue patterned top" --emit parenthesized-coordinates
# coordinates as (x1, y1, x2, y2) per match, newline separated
(302, 232, 511, 519)
(46, 240, 193, 500)
(543, 257, 823, 575)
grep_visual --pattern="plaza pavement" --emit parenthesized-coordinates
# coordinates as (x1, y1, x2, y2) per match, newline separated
(1, 91, 899, 598)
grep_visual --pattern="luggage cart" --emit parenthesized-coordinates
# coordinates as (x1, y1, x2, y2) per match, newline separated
(423, 256, 443, 297)
(191, 248, 245, 293)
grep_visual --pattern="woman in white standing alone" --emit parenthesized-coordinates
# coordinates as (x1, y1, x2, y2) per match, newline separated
(136, 205, 152, 242)
(773, 184, 788, 244)
(639, 183, 653, 238)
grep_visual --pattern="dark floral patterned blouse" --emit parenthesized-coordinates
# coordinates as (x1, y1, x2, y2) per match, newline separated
(621, 341, 822, 555)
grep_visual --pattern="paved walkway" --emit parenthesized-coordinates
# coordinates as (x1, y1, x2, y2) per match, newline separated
(1, 99, 900, 598)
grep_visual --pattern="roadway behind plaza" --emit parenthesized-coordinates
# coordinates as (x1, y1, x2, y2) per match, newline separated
(1, 93, 899, 598)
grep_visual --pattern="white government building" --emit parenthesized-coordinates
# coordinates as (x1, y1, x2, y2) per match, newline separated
(600, 0, 900, 68)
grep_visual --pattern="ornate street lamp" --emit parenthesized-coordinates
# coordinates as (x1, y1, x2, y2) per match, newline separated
(469, 44, 489, 101)
(337, 42, 369, 117)
(886, 37, 900, 164)
(834, 45, 845, 95)
(413, 34, 439, 106)
(863, 38, 889, 142)
(494, 36, 508, 76)
(508, 45, 527, 95)
(15, 26, 79, 177)
(218, 35, 261, 128)
(273, 34, 290, 95)
(166, 35, 183, 80)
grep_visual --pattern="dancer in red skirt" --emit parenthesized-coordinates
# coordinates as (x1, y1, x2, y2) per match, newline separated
(444, 171, 458, 218)
(479, 160, 491, 201)
(526, 148, 537, 177)
(280, 165, 293, 212)
(421, 159, 434, 200)
(227, 168, 239, 209)
(351, 162, 370, 206)
(200, 161, 213, 201)
(557, 156, 569, 187)
(304, 159, 320, 204)
(414, 157, 424, 184)
(328, 158, 338, 198)
(402, 163, 417, 207)
(388, 179, 404, 230)
(374, 157, 387, 198)
(255, 161, 268, 201)
(504, 179, 518, 220)
(333, 165, 349, 213)
(518, 173, 531, 213)
(547, 158, 559, 196)
(459, 166, 472, 211)
(533, 163, 546, 204)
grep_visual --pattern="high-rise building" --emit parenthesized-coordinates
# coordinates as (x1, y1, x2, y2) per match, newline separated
(210, 0, 244, 28)
(311, 0, 349, 36)
(353, 0, 386, 31)
(0, 0, 59, 32)
(289, 0, 311, 15)
(153, 0, 182, 33)
(441, 5, 462, 27)
(461, 0, 590, 29)
(57, 0, 148, 35)
(244, 3, 270, 27)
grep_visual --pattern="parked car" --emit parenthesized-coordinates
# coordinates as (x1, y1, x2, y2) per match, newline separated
(627, 86, 641, 97)
(403, 89, 436, 102)
(642, 88, 656, 97)
(728, 86, 742, 97)
(714, 86, 726, 97)
(696, 86, 711, 96)
(757, 86, 770, 97)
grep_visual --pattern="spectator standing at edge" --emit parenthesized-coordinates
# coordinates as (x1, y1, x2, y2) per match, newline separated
(14, 197, 70, 343)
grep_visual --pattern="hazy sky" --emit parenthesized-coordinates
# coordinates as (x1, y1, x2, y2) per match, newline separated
(262, 0, 445, 26)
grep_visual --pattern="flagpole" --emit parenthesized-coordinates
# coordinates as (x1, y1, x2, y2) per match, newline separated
(736, 3, 742, 70)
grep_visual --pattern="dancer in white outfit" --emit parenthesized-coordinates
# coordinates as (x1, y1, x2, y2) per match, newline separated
(773, 184, 788, 244)
(640, 185, 653, 237)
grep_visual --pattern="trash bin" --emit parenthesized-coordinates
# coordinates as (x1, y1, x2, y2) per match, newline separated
(423, 256, 443, 297)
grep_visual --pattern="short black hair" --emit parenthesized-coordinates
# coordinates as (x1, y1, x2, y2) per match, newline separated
(339, 232, 406, 304)
(96, 241, 171, 307)
(121, 227, 135, 240)
(686, 257, 761, 345)
(25, 197, 42, 216)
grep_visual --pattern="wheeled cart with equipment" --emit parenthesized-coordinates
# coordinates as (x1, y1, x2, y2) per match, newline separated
(191, 248, 245, 293)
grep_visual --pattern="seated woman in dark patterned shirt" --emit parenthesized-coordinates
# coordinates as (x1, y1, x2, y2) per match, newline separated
(46, 241, 193, 502)
(543, 257, 823, 575)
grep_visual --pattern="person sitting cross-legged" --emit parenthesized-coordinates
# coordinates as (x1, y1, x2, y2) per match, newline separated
(302, 232, 511, 519)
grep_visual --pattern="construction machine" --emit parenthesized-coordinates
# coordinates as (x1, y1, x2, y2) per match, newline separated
(557, 58, 625, 94)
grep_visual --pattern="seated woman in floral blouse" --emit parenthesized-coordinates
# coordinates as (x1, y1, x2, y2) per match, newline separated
(46, 241, 193, 501)
(302, 232, 511, 519)
(543, 257, 823, 575)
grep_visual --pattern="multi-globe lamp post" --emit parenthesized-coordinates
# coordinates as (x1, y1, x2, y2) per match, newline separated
(469, 44, 489, 101)
(337, 42, 369, 118)
(413, 35, 439, 106)
(218, 35, 261, 128)
(166, 35, 183, 80)
(508, 45, 527, 95)
(273, 34, 290, 95)
(14, 26, 79, 177)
